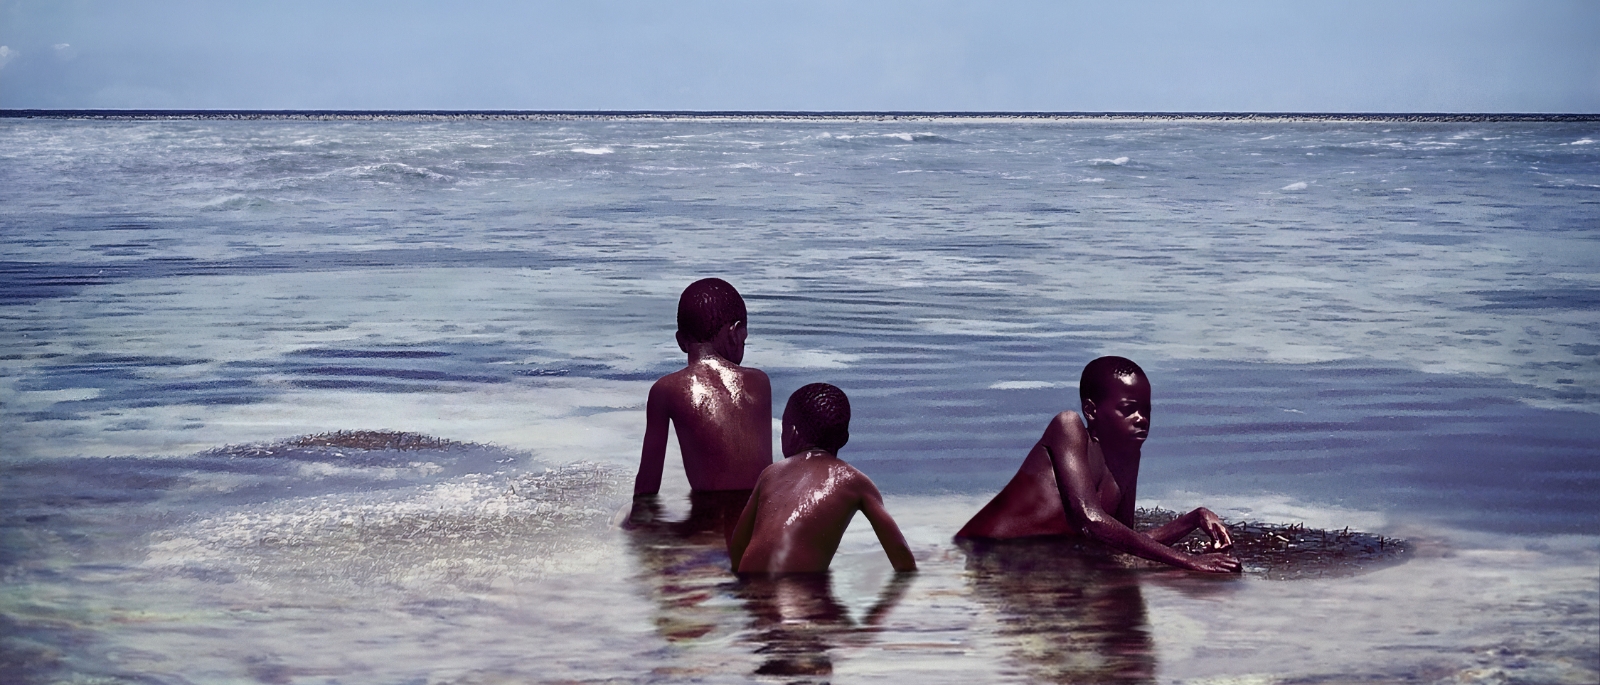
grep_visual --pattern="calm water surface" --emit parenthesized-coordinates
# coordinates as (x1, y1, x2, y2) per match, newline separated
(1, 117, 1597, 683)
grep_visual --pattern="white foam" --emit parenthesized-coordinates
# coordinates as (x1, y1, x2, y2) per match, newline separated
(571, 147, 613, 154)
(988, 380, 1072, 390)
(18, 387, 102, 403)
(340, 162, 452, 182)
(1281, 181, 1308, 191)
(1566, 138, 1595, 146)
(748, 345, 859, 369)
(916, 318, 1052, 337)
(145, 462, 627, 588)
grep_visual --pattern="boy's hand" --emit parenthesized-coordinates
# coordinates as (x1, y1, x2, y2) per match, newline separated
(1193, 507, 1233, 549)
(623, 495, 661, 530)
(1185, 552, 1242, 574)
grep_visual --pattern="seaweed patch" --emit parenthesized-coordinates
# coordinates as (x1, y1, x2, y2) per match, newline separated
(206, 428, 467, 454)
(1138, 507, 1412, 579)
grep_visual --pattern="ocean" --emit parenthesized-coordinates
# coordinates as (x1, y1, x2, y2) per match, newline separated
(1, 115, 1597, 684)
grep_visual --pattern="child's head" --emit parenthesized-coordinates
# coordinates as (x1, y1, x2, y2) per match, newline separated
(1078, 356, 1151, 449)
(1079, 356, 1146, 404)
(676, 278, 748, 361)
(782, 383, 851, 456)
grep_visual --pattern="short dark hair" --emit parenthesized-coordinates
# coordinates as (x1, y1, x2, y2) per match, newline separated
(1079, 356, 1146, 403)
(677, 278, 747, 342)
(787, 383, 851, 453)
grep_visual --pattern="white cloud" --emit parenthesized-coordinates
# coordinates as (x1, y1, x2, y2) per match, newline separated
(0, 46, 15, 70)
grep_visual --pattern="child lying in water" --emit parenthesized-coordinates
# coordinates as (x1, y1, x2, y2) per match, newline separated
(729, 383, 916, 574)
(956, 356, 1240, 573)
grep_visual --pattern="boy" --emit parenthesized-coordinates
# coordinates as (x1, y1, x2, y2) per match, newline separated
(632, 279, 773, 521)
(956, 356, 1240, 574)
(729, 383, 916, 574)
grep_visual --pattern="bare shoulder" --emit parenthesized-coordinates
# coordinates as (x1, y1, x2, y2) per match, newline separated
(757, 454, 798, 479)
(649, 368, 692, 396)
(1049, 410, 1083, 429)
(736, 365, 771, 386)
(647, 371, 699, 420)
(834, 460, 881, 497)
(653, 366, 692, 386)
(1043, 410, 1087, 440)
(772, 455, 875, 492)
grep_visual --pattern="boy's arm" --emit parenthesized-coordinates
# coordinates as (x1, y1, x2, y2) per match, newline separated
(1042, 412, 1238, 573)
(633, 381, 671, 497)
(859, 480, 917, 572)
(751, 369, 775, 458)
(1147, 507, 1233, 548)
(727, 481, 761, 573)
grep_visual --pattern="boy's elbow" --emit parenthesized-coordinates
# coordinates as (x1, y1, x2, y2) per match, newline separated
(1080, 515, 1123, 543)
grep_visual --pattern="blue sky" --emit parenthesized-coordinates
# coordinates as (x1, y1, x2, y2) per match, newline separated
(2, 0, 1597, 112)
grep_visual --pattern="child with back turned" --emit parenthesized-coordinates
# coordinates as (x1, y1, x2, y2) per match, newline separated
(730, 383, 916, 574)
(631, 278, 774, 527)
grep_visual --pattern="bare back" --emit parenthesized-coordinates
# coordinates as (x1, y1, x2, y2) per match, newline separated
(734, 453, 870, 573)
(642, 356, 773, 493)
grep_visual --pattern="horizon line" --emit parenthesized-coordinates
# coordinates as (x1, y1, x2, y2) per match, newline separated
(3, 109, 1598, 123)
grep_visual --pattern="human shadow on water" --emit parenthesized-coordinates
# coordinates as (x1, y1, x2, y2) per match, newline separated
(733, 571, 912, 681)
(960, 538, 1168, 685)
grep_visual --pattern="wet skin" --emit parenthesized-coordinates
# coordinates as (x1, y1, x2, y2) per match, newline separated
(633, 320, 774, 496)
(623, 489, 756, 550)
(728, 406, 916, 574)
(956, 372, 1239, 574)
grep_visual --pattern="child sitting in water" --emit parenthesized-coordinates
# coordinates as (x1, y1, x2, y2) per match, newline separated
(630, 278, 774, 527)
(956, 356, 1240, 574)
(729, 383, 916, 574)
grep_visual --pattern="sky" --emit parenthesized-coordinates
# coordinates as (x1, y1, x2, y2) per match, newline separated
(1, 0, 1598, 112)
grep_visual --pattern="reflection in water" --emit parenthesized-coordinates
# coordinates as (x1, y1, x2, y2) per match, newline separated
(961, 538, 1157, 684)
(624, 491, 751, 643)
(624, 491, 911, 681)
(735, 572, 911, 680)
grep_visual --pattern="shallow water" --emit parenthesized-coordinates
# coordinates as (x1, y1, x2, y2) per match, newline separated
(3, 444, 1594, 684)
(1, 117, 1597, 682)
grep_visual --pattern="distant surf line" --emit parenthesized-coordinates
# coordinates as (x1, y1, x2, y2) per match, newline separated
(3, 109, 1598, 123)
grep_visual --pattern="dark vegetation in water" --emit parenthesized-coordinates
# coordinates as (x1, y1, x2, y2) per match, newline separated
(214, 429, 469, 457)
(286, 430, 464, 452)
(1137, 507, 1411, 580)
